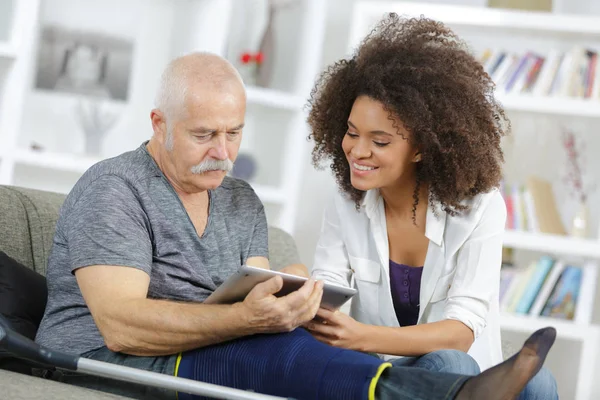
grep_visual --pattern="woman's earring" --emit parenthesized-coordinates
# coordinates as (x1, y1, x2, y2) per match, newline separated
(414, 155, 421, 162)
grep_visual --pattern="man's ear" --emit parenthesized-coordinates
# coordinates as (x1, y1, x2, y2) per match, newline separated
(150, 109, 167, 142)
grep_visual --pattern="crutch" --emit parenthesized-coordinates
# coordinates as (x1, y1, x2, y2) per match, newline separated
(0, 315, 288, 400)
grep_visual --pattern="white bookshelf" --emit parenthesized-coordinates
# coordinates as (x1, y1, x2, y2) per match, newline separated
(0, 0, 40, 185)
(246, 86, 305, 111)
(500, 312, 600, 400)
(0, 0, 326, 234)
(12, 148, 102, 174)
(350, 2, 600, 38)
(498, 94, 600, 118)
(252, 184, 288, 205)
(500, 312, 599, 341)
(4, 147, 288, 204)
(351, 2, 600, 399)
(0, 41, 17, 59)
(504, 230, 600, 259)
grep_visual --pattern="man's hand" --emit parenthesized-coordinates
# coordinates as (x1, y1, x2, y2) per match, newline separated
(280, 263, 310, 278)
(240, 275, 323, 334)
(305, 308, 369, 352)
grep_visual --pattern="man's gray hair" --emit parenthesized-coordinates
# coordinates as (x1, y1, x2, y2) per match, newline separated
(154, 52, 245, 150)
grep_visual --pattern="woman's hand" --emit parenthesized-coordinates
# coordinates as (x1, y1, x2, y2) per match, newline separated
(305, 308, 370, 352)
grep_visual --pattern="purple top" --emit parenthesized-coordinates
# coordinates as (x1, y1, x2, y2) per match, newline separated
(389, 260, 423, 327)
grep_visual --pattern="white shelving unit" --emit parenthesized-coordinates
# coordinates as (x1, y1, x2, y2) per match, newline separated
(353, 2, 600, 35)
(350, 2, 600, 399)
(246, 86, 305, 111)
(11, 148, 102, 175)
(503, 230, 600, 259)
(0, 0, 41, 185)
(497, 94, 600, 118)
(0, 0, 326, 234)
(0, 42, 17, 59)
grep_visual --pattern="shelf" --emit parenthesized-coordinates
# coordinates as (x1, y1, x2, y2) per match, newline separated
(13, 149, 102, 174)
(503, 230, 600, 259)
(500, 313, 599, 341)
(246, 86, 305, 111)
(251, 183, 287, 204)
(497, 94, 600, 118)
(0, 41, 17, 59)
(356, 2, 600, 37)
(10, 149, 289, 203)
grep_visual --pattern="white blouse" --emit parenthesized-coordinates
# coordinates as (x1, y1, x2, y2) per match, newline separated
(311, 188, 507, 371)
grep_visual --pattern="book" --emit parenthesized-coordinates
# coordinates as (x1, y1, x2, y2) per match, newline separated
(506, 261, 538, 313)
(525, 176, 566, 235)
(541, 265, 583, 320)
(515, 256, 555, 314)
(529, 260, 565, 316)
(500, 267, 517, 304)
(574, 262, 598, 324)
(501, 266, 528, 311)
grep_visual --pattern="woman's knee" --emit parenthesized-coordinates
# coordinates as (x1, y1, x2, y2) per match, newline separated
(418, 349, 480, 375)
(520, 367, 558, 400)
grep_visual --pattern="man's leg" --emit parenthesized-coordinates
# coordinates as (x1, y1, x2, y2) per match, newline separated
(377, 328, 556, 400)
(176, 327, 556, 400)
(375, 363, 469, 400)
(176, 328, 387, 400)
(390, 350, 480, 376)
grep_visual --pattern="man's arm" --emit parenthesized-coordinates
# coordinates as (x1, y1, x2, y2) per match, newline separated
(77, 265, 323, 356)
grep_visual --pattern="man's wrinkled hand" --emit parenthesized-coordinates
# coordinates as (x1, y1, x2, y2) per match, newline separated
(240, 275, 323, 334)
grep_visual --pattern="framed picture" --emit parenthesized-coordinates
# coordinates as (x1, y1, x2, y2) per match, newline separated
(35, 25, 133, 101)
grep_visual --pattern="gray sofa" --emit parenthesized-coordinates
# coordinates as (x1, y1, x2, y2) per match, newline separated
(0, 185, 301, 399)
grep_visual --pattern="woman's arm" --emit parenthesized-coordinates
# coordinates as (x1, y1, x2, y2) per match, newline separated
(309, 308, 472, 355)
(310, 195, 352, 287)
(361, 320, 473, 355)
(310, 190, 507, 356)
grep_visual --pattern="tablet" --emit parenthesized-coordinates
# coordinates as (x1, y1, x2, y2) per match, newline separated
(204, 265, 356, 311)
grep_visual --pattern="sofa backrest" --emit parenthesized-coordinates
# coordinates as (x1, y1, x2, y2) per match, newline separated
(0, 185, 299, 275)
(0, 186, 65, 276)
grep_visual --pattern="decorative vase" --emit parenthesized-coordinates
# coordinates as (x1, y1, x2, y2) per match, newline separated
(238, 62, 259, 86)
(230, 153, 257, 181)
(75, 101, 119, 156)
(570, 200, 590, 238)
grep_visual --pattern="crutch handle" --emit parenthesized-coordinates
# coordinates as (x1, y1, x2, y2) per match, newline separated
(0, 314, 78, 371)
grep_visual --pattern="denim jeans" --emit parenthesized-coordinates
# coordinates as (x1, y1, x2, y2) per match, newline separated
(389, 350, 558, 400)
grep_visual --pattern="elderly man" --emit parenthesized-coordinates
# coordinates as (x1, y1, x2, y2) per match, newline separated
(35, 52, 555, 400)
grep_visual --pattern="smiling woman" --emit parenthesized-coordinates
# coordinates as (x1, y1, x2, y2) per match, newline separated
(306, 13, 559, 400)
(342, 96, 420, 197)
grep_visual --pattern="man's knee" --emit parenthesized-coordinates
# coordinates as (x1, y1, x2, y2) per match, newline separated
(419, 349, 480, 375)
(521, 367, 558, 400)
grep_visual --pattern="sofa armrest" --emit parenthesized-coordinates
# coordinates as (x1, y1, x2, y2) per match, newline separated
(268, 227, 300, 271)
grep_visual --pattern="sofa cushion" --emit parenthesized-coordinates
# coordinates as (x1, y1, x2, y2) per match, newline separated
(0, 186, 66, 276)
(0, 251, 48, 374)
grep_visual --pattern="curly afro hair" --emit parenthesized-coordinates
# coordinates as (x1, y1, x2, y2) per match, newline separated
(307, 13, 509, 217)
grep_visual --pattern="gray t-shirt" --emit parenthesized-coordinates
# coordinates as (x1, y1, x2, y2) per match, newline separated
(35, 142, 269, 355)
